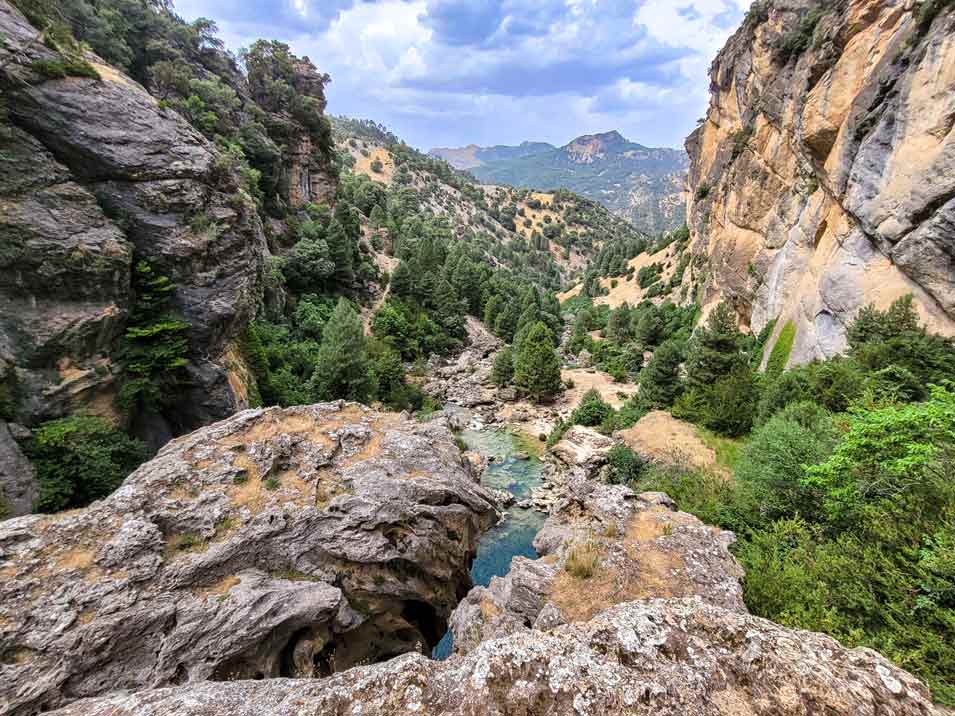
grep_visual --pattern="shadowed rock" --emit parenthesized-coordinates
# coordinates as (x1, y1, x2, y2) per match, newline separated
(47, 597, 935, 716)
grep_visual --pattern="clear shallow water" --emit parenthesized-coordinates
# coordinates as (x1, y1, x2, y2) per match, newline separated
(432, 429, 547, 659)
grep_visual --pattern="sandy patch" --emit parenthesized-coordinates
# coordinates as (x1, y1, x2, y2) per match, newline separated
(617, 411, 724, 475)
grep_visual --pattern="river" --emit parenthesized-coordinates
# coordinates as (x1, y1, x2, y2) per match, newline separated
(432, 428, 547, 659)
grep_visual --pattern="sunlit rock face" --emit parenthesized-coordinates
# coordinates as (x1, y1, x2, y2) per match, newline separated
(685, 0, 955, 366)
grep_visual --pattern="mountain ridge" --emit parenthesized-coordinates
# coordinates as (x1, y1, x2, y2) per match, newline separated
(430, 130, 687, 234)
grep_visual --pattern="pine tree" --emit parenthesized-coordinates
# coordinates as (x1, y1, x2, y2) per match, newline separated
(369, 204, 387, 229)
(483, 294, 504, 329)
(390, 261, 415, 298)
(514, 322, 563, 403)
(310, 298, 372, 402)
(325, 218, 355, 287)
(433, 279, 466, 339)
(684, 302, 746, 391)
(492, 346, 515, 386)
(639, 339, 685, 409)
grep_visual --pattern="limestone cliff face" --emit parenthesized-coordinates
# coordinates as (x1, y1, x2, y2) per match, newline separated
(0, 1, 336, 437)
(686, 0, 955, 365)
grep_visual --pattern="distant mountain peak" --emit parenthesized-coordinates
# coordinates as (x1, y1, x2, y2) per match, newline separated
(564, 130, 632, 163)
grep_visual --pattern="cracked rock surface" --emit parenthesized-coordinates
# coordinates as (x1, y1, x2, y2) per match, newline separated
(0, 403, 497, 715)
(49, 597, 935, 716)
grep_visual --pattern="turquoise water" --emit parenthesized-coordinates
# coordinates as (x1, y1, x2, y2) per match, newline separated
(432, 429, 547, 659)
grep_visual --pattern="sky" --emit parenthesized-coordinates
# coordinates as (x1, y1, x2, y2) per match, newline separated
(172, 0, 752, 151)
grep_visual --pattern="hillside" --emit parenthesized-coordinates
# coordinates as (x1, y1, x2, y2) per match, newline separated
(431, 130, 688, 234)
(334, 118, 648, 286)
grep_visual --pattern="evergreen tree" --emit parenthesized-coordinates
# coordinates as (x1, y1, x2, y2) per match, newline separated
(369, 203, 387, 229)
(325, 218, 355, 287)
(285, 237, 334, 291)
(684, 302, 746, 391)
(635, 306, 664, 347)
(493, 301, 520, 342)
(390, 260, 415, 298)
(433, 279, 467, 339)
(118, 261, 191, 416)
(483, 294, 504, 329)
(310, 298, 372, 402)
(606, 303, 633, 342)
(492, 346, 515, 386)
(514, 322, 563, 403)
(639, 339, 685, 409)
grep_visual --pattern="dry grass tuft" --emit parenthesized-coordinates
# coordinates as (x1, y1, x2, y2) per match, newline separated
(564, 541, 601, 579)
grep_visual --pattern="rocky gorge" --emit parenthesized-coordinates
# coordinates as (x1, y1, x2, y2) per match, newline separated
(1, 0, 954, 712)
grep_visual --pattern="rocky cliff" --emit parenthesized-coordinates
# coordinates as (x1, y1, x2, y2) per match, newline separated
(0, 0, 336, 441)
(686, 0, 955, 365)
(0, 402, 497, 715)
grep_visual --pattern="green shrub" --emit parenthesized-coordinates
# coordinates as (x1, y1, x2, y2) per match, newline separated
(31, 57, 100, 80)
(734, 402, 836, 525)
(777, 8, 826, 61)
(756, 367, 812, 424)
(639, 463, 741, 532)
(29, 416, 147, 513)
(605, 444, 647, 486)
(808, 357, 867, 413)
(571, 389, 613, 428)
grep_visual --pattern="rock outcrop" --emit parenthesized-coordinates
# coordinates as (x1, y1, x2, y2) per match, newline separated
(0, 0, 336, 437)
(48, 597, 935, 716)
(449, 484, 744, 655)
(686, 0, 955, 365)
(550, 425, 615, 475)
(0, 423, 35, 518)
(0, 403, 498, 715)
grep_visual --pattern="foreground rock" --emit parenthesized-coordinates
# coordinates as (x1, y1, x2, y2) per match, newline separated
(685, 0, 955, 364)
(50, 597, 935, 716)
(0, 403, 497, 715)
(450, 484, 744, 655)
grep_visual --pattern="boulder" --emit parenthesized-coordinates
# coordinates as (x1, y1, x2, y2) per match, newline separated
(449, 484, 744, 654)
(0, 403, 498, 714)
(0, 422, 36, 518)
(550, 426, 615, 475)
(48, 598, 935, 716)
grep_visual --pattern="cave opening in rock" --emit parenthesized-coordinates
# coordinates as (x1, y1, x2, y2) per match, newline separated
(402, 600, 444, 647)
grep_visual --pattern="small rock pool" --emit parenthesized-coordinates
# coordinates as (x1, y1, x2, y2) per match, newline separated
(432, 428, 547, 659)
